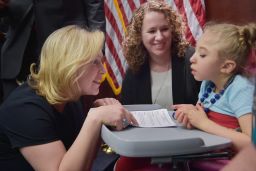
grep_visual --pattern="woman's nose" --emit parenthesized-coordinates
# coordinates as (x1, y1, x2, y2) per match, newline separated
(155, 30, 164, 41)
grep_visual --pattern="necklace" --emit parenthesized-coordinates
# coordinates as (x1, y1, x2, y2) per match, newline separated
(200, 75, 235, 113)
(152, 69, 171, 104)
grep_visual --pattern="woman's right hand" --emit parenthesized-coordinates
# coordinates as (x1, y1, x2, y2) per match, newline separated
(88, 104, 138, 130)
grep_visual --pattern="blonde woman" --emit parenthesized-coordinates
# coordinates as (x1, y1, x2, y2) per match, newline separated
(0, 25, 137, 171)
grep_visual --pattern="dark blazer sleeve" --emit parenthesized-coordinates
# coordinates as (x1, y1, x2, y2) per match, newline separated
(84, 0, 106, 32)
(120, 69, 135, 105)
(0, 0, 34, 79)
(121, 63, 152, 105)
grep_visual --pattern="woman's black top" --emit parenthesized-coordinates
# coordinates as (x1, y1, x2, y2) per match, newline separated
(0, 83, 85, 171)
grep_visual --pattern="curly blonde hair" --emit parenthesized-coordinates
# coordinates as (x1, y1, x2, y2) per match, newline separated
(28, 25, 104, 104)
(122, 0, 188, 72)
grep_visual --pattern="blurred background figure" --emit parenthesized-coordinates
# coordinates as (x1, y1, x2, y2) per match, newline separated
(0, 0, 105, 102)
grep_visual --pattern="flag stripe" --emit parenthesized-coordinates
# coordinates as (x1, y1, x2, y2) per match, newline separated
(183, 0, 203, 41)
(105, 43, 124, 86)
(104, 60, 119, 88)
(127, 0, 137, 12)
(104, 0, 129, 94)
(105, 2, 123, 44)
(117, 0, 129, 26)
(140, 0, 147, 5)
(105, 31, 125, 79)
(174, 0, 196, 45)
(200, 0, 205, 9)
(189, 0, 205, 28)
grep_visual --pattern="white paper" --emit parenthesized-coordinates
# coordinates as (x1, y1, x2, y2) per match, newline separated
(131, 109, 177, 127)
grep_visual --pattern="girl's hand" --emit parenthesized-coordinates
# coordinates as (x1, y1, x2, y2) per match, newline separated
(93, 98, 121, 107)
(172, 104, 197, 117)
(88, 104, 138, 130)
(172, 104, 196, 128)
(185, 103, 210, 130)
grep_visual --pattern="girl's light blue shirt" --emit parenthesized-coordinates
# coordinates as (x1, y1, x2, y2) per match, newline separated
(199, 75, 255, 118)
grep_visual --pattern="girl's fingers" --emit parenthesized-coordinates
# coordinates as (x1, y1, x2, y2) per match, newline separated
(172, 104, 184, 109)
(187, 122, 193, 129)
(176, 112, 184, 123)
(182, 115, 188, 125)
(196, 103, 204, 112)
(174, 109, 183, 118)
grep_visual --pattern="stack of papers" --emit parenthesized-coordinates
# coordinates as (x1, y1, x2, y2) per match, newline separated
(131, 109, 177, 127)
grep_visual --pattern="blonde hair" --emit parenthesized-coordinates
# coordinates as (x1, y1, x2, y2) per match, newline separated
(204, 22, 256, 76)
(122, 0, 188, 72)
(29, 25, 105, 104)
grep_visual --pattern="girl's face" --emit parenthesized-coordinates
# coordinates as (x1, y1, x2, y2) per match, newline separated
(77, 52, 105, 95)
(190, 31, 225, 82)
(141, 11, 172, 59)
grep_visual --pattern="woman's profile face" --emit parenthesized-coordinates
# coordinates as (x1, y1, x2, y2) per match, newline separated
(141, 11, 172, 59)
(76, 52, 105, 95)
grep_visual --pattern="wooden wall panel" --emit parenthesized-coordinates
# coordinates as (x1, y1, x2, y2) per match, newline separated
(205, 0, 256, 24)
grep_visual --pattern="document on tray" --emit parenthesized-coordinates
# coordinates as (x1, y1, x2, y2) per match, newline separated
(131, 109, 177, 127)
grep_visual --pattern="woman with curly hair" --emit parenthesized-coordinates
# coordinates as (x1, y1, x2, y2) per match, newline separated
(121, 0, 201, 111)
(117, 1, 201, 170)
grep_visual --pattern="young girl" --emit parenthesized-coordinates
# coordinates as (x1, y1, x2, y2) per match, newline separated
(174, 22, 256, 170)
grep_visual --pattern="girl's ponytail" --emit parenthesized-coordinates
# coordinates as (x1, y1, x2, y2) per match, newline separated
(240, 23, 256, 76)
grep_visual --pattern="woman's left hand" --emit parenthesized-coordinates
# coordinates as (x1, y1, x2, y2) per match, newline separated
(93, 98, 121, 107)
(184, 103, 210, 130)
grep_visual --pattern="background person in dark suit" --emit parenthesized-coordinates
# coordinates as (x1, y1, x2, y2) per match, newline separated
(0, 0, 105, 102)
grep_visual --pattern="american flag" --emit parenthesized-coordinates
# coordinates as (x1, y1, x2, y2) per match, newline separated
(103, 0, 205, 95)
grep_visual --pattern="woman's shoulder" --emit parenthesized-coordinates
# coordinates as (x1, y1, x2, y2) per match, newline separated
(125, 62, 150, 78)
(5, 83, 44, 103)
(0, 83, 51, 116)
